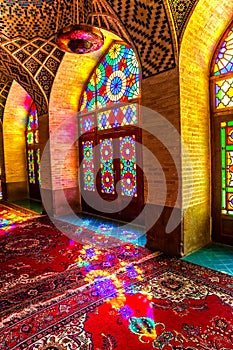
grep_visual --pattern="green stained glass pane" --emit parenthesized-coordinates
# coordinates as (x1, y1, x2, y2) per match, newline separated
(221, 150, 225, 168)
(221, 127, 226, 148)
(120, 135, 137, 197)
(222, 190, 226, 208)
(27, 131, 33, 144)
(226, 145, 233, 151)
(228, 121, 233, 126)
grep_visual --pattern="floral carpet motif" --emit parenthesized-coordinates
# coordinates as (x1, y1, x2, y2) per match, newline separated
(1, 254, 232, 349)
(0, 214, 150, 321)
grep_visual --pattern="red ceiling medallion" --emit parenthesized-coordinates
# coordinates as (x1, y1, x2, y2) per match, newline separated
(55, 24, 104, 54)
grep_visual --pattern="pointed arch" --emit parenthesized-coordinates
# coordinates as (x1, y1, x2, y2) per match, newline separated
(180, 0, 232, 254)
(210, 21, 233, 245)
(78, 40, 143, 222)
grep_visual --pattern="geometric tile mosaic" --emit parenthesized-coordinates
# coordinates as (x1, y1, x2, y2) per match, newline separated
(0, 1, 73, 40)
(106, 0, 176, 77)
(0, 78, 12, 119)
(36, 67, 54, 97)
(0, 0, 199, 78)
(0, 46, 47, 115)
(0, 33, 66, 108)
(24, 58, 41, 75)
(167, 0, 198, 38)
(14, 51, 30, 63)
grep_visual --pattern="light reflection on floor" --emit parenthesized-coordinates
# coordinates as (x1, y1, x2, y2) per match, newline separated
(56, 213, 147, 247)
(0, 204, 35, 235)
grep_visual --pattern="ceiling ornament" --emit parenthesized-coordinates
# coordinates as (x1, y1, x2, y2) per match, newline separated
(55, 0, 104, 54)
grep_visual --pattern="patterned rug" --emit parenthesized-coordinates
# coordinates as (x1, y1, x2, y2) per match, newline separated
(0, 202, 38, 234)
(0, 214, 151, 322)
(1, 253, 232, 349)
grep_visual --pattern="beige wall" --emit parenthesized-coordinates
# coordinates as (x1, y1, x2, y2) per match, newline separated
(180, 0, 232, 254)
(3, 81, 29, 184)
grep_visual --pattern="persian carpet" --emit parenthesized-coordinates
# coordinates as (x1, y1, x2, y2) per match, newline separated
(0, 214, 151, 323)
(0, 203, 38, 234)
(1, 254, 232, 349)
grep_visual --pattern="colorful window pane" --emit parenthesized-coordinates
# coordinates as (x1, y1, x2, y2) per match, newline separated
(79, 43, 140, 113)
(215, 78, 233, 109)
(35, 149, 41, 184)
(214, 27, 233, 76)
(82, 141, 95, 191)
(28, 149, 35, 184)
(221, 121, 233, 215)
(97, 103, 137, 130)
(27, 131, 33, 144)
(79, 114, 95, 135)
(27, 103, 39, 132)
(26, 101, 40, 187)
(27, 102, 39, 143)
(120, 135, 137, 197)
(100, 138, 115, 194)
(79, 77, 96, 113)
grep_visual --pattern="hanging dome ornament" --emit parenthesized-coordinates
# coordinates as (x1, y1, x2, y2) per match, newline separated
(55, 0, 104, 54)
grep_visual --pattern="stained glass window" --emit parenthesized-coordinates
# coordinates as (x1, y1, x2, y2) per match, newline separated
(35, 149, 41, 184)
(82, 141, 95, 191)
(100, 138, 115, 194)
(79, 43, 140, 113)
(213, 26, 233, 76)
(120, 135, 137, 197)
(28, 149, 35, 184)
(79, 41, 140, 198)
(215, 78, 233, 109)
(26, 102, 40, 185)
(79, 114, 95, 135)
(221, 121, 233, 215)
(97, 103, 137, 131)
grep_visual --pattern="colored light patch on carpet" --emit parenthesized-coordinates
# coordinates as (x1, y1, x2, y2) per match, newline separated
(1, 256, 232, 349)
(0, 215, 151, 319)
(0, 204, 37, 234)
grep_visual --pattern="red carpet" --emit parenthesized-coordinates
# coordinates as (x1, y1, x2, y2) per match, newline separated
(1, 252, 233, 349)
(0, 203, 37, 234)
(0, 213, 150, 322)
(0, 205, 232, 349)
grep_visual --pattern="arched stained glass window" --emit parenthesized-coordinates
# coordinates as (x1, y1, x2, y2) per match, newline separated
(212, 25, 233, 110)
(211, 21, 233, 245)
(78, 41, 143, 222)
(26, 102, 41, 199)
(80, 42, 140, 114)
(213, 26, 233, 76)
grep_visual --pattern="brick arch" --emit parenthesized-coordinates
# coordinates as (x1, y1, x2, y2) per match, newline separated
(0, 45, 47, 115)
(2, 80, 32, 200)
(179, 0, 232, 254)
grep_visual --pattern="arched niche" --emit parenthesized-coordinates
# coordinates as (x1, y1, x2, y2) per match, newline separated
(180, 0, 232, 254)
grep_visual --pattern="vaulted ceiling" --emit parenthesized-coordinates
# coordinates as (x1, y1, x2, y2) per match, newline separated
(0, 0, 198, 114)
